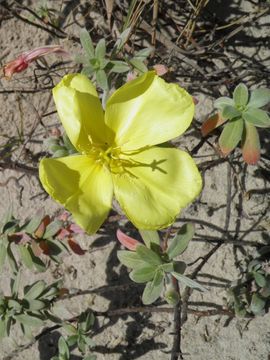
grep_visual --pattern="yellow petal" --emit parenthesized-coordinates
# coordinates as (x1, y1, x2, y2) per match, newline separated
(112, 146, 202, 229)
(53, 74, 112, 152)
(39, 155, 113, 234)
(105, 71, 194, 151)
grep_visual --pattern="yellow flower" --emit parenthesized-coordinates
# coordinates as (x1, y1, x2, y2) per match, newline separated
(39, 71, 202, 234)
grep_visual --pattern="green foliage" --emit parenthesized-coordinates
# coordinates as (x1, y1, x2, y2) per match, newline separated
(227, 246, 270, 317)
(45, 132, 78, 158)
(75, 28, 152, 91)
(202, 83, 270, 164)
(52, 311, 96, 360)
(0, 210, 85, 272)
(0, 275, 61, 338)
(117, 224, 206, 305)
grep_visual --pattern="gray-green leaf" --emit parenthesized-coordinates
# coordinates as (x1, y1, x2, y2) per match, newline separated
(117, 250, 146, 269)
(24, 280, 46, 300)
(243, 108, 270, 128)
(167, 223, 194, 259)
(95, 39, 106, 60)
(222, 105, 241, 120)
(233, 83, 249, 107)
(249, 293, 266, 315)
(129, 58, 148, 73)
(172, 272, 206, 292)
(248, 88, 270, 108)
(110, 60, 130, 73)
(136, 245, 162, 266)
(142, 270, 164, 305)
(214, 97, 234, 110)
(129, 264, 157, 283)
(80, 29, 95, 59)
(96, 69, 108, 90)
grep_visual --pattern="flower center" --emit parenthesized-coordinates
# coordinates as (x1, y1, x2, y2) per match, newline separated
(87, 144, 125, 173)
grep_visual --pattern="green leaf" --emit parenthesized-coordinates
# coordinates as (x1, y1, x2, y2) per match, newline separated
(109, 60, 130, 73)
(28, 247, 47, 272)
(63, 323, 77, 336)
(83, 354, 97, 360)
(139, 230, 160, 248)
(80, 29, 95, 59)
(0, 243, 7, 270)
(219, 118, 244, 155)
(167, 223, 194, 259)
(19, 246, 33, 269)
(117, 250, 146, 268)
(26, 299, 46, 311)
(66, 334, 78, 347)
(129, 264, 157, 283)
(24, 280, 46, 300)
(221, 105, 241, 120)
(79, 311, 95, 332)
(96, 69, 108, 90)
(253, 272, 266, 287)
(129, 58, 148, 73)
(136, 245, 162, 266)
(134, 47, 153, 60)
(249, 293, 266, 315)
(172, 272, 206, 292)
(160, 262, 174, 272)
(53, 149, 69, 158)
(233, 83, 249, 107)
(113, 27, 131, 52)
(248, 88, 270, 108)
(8, 299, 22, 311)
(15, 314, 44, 327)
(214, 97, 234, 110)
(43, 220, 62, 239)
(142, 269, 164, 305)
(95, 39, 106, 60)
(81, 65, 95, 77)
(58, 336, 70, 357)
(11, 271, 20, 297)
(243, 108, 270, 128)
(7, 245, 18, 272)
(23, 211, 44, 233)
(0, 318, 6, 338)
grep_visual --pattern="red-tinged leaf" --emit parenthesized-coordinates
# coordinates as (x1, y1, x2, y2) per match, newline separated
(116, 229, 140, 251)
(68, 238, 86, 255)
(39, 240, 50, 255)
(31, 240, 43, 257)
(59, 288, 69, 297)
(57, 228, 70, 240)
(69, 223, 84, 235)
(34, 216, 50, 238)
(242, 122, 260, 165)
(192, 97, 199, 105)
(9, 232, 31, 245)
(201, 112, 227, 136)
(57, 211, 69, 222)
(218, 118, 244, 156)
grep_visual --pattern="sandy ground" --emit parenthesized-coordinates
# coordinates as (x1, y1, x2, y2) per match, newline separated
(0, 0, 270, 359)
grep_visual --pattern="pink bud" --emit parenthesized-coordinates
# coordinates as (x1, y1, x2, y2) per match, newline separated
(3, 45, 68, 79)
(116, 229, 140, 251)
(153, 64, 168, 76)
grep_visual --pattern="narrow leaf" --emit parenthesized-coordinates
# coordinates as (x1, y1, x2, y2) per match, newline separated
(201, 112, 227, 136)
(43, 220, 62, 239)
(219, 118, 244, 156)
(172, 272, 206, 291)
(23, 211, 45, 234)
(241, 122, 260, 165)
(167, 223, 194, 259)
(233, 83, 249, 107)
(68, 238, 86, 255)
(129, 58, 148, 73)
(243, 108, 270, 128)
(0, 243, 7, 270)
(96, 69, 108, 90)
(110, 60, 130, 73)
(15, 314, 44, 327)
(248, 88, 270, 108)
(113, 27, 131, 52)
(19, 246, 33, 269)
(24, 280, 46, 300)
(142, 270, 164, 305)
(134, 47, 153, 60)
(80, 29, 95, 58)
(95, 39, 106, 60)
